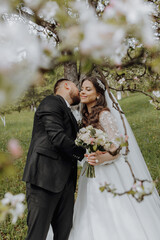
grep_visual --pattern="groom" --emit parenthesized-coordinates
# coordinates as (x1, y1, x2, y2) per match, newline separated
(23, 78, 86, 240)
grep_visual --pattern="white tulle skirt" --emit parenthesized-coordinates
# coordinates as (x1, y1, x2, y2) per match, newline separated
(68, 157, 160, 240)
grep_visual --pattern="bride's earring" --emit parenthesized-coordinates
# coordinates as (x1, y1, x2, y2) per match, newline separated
(96, 96, 100, 100)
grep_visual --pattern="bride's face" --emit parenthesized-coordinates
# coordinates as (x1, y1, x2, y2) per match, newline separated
(80, 80, 98, 105)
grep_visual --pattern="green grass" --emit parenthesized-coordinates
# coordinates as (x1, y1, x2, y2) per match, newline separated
(119, 93, 160, 190)
(0, 94, 160, 239)
(0, 111, 34, 240)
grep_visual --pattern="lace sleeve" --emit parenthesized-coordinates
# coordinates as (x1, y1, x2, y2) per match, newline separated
(99, 111, 120, 147)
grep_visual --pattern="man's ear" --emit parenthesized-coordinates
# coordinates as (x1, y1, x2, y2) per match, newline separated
(64, 82, 70, 90)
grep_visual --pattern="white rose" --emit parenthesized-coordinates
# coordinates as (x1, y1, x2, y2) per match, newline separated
(104, 143, 111, 150)
(79, 127, 87, 134)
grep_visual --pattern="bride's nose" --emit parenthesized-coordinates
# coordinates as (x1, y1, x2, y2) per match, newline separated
(80, 89, 85, 94)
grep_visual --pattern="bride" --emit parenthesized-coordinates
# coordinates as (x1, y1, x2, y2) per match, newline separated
(47, 76, 160, 240)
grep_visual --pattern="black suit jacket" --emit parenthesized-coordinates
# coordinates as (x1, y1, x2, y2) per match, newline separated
(22, 94, 85, 193)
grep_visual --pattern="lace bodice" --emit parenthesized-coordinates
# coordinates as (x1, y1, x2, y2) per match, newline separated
(99, 111, 120, 147)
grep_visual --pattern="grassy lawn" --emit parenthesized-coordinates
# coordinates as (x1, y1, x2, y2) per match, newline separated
(119, 93, 160, 190)
(0, 111, 34, 240)
(0, 93, 160, 239)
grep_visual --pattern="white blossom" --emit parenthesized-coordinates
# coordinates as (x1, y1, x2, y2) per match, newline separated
(127, 38, 141, 49)
(0, 0, 10, 15)
(118, 78, 125, 85)
(69, 1, 128, 62)
(111, 42, 128, 65)
(24, 0, 45, 10)
(1, 192, 26, 224)
(38, 1, 59, 23)
(132, 180, 154, 200)
(59, 26, 81, 49)
(0, 22, 40, 106)
(80, 21, 125, 59)
(35, 0, 156, 64)
(39, 38, 59, 69)
(2, 193, 25, 206)
(73, 1, 95, 24)
(103, 0, 155, 46)
(152, 91, 160, 98)
(10, 202, 26, 224)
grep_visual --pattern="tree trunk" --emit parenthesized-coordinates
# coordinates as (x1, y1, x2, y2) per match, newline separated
(0, 115, 6, 127)
(64, 61, 79, 85)
(64, 61, 80, 111)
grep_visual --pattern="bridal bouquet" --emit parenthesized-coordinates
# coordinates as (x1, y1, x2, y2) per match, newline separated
(75, 125, 112, 178)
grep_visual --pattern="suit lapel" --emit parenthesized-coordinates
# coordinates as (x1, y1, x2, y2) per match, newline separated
(67, 107, 79, 132)
(56, 95, 79, 132)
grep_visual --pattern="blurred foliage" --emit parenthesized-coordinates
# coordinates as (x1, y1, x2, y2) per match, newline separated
(0, 153, 16, 179)
(0, 66, 64, 115)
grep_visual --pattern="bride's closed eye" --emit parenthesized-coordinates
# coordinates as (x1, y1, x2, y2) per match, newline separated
(81, 88, 92, 92)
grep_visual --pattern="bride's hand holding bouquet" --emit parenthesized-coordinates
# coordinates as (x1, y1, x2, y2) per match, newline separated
(86, 147, 120, 166)
(75, 125, 123, 178)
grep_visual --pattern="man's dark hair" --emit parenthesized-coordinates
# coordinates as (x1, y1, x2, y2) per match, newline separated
(54, 78, 71, 94)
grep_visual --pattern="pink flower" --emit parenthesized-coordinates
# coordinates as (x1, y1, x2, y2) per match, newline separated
(125, 135, 129, 142)
(7, 139, 23, 158)
(134, 76, 139, 81)
(132, 183, 136, 190)
(90, 138, 95, 145)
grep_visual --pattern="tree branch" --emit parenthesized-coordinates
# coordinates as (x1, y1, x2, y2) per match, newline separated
(18, 6, 59, 42)
(109, 86, 160, 110)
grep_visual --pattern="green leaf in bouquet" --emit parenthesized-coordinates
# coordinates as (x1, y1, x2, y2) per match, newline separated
(83, 143, 88, 148)
(92, 145, 98, 152)
(97, 144, 105, 152)
(90, 128, 96, 137)
(88, 147, 92, 154)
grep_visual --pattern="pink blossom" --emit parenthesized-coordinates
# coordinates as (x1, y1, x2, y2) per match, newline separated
(132, 184, 136, 190)
(7, 139, 23, 158)
(90, 138, 95, 145)
(134, 76, 139, 81)
(125, 135, 129, 142)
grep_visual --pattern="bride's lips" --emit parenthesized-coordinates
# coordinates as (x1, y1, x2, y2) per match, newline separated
(80, 96, 87, 98)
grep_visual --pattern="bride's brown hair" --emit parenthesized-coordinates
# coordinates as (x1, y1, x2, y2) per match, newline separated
(81, 76, 110, 129)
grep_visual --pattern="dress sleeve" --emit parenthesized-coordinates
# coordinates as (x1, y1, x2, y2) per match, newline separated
(99, 111, 120, 147)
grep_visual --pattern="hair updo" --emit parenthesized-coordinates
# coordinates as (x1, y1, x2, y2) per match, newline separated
(81, 76, 110, 129)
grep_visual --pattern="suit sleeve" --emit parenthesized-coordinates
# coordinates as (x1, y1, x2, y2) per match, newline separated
(37, 98, 85, 161)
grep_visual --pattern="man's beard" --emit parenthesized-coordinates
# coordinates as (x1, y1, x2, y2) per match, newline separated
(70, 90, 80, 106)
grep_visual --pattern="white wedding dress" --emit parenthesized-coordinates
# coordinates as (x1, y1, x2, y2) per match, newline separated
(46, 92, 160, 240)
(68, 110, 160, 240)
